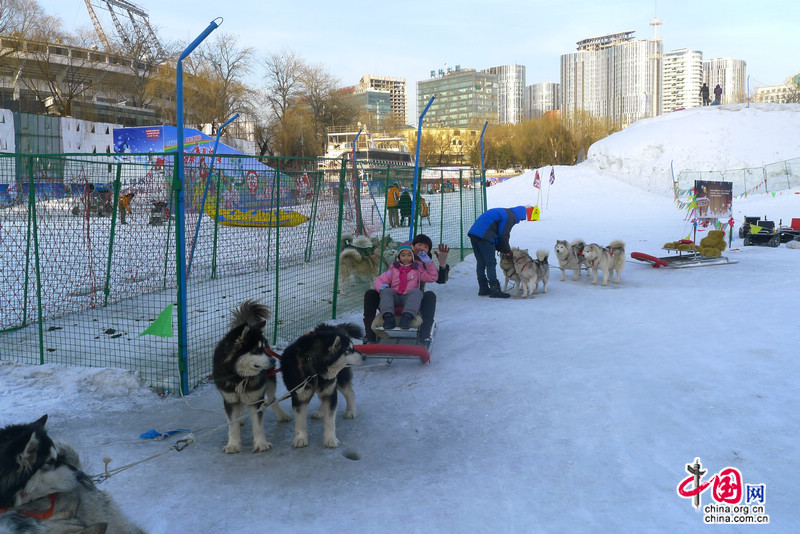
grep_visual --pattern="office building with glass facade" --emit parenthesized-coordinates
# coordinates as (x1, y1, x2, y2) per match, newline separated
(525, 81, 560, 119)
(358, 75, 407, 123)
(483, 64, 526, 124)
(416, 68, 498, 128)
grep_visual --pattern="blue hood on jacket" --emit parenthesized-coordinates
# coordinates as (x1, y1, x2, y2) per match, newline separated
(510, 206, 527, 222)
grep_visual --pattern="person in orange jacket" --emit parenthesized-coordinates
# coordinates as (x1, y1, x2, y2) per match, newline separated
(386, 182, 401, 228)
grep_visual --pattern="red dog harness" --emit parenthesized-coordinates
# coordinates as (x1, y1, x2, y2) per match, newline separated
(0, 493, 57, 519)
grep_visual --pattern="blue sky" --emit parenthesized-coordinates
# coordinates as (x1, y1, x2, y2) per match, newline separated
(40, 0, 798, 122)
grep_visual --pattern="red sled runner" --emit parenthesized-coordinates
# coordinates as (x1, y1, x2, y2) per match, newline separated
(355, 306, 432, 363)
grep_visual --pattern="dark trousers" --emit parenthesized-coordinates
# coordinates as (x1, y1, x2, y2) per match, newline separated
(364, 289, 436, 340)
(470, 235, 498, 286)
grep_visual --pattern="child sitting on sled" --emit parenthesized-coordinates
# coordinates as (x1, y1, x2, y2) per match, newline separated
(374, 241, 439, 329)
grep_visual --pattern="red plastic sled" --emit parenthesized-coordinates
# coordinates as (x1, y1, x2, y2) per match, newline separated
(355, 343, 430, 364)
(631, 252, 669, 268)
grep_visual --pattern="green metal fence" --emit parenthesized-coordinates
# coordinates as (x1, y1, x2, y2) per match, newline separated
(0, 152, 485, 393)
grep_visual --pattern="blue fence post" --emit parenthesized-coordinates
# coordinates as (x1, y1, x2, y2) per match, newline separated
(175, 18, 221, 395)
(410, 96, 434, 243)
(351, 129, 363, 235)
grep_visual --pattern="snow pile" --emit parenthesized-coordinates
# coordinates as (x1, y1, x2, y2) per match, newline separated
(587, 103, 800, 193)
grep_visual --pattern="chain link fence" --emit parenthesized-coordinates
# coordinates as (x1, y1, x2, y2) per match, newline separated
(676, 157, 800, 196)
(0, 152, 485, 393)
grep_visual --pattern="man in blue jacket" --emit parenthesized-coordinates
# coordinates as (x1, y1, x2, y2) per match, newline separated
(468, 206, 529, 298)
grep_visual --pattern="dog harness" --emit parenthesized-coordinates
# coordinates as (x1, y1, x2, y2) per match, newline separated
(514, 256, 534, 270)
(266, 347, 282, 377)
(0, 493, 57, 519)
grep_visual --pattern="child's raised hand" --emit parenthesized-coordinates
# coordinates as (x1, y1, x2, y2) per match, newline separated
(417, 251, 432, 263)
(434, 244, 450, 266)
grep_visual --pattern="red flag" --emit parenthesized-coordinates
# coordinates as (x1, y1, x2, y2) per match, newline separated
(549, 167, 555, 185)
(533, 170, 541, 189)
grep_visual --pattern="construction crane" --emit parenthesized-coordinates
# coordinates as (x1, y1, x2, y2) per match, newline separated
(83, 0, 165, 59)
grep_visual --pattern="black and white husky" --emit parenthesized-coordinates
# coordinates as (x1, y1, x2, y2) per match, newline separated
(0, 415, 144, 533)
(212, 300, 291, 454)
(280, 323, 364, 449)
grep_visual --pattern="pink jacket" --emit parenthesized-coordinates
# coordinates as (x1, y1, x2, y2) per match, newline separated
(374, 260, 439, 294)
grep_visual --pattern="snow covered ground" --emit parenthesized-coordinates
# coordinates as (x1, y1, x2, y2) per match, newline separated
(2, 104, 799, 532)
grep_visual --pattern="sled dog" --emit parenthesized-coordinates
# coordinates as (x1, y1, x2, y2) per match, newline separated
(338, 235, 381, 293)
(554, 239, 589, 281)
(511, 248, 549, 297)
(499, 251, 519, 292)
(0, 416, 144, 533)
(212, 300, 291, 454)
(280, 323, 364, 449)
(582, 241, 626, 286)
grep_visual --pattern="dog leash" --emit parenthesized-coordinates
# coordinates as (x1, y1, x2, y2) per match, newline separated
(90, 373, 320, 485)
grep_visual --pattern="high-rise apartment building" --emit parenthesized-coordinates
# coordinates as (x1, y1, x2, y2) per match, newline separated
(560, 31, 663, 125)
(663, 48, 703, 111)
(483, 64, 526, 124)
(703, 58, 747, 105)
(524, 82, 560, 119)
(416, 68, 498, 128)
(358, 75, 407, 123)
(339, 86, 393, 130)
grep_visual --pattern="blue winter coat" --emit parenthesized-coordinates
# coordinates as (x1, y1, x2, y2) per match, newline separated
(468, 206, 527, 253)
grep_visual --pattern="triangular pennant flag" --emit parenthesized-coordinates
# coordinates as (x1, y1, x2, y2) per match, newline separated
(533, 170, 541, 189)
(749, 224, 762, 234)
(139, 304, 174, 338)
(684, 232, 692, 241)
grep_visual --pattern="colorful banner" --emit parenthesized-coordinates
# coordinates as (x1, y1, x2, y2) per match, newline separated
(113, 126, 296, 211)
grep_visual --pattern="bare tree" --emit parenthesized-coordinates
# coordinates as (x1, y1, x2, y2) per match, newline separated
(262, 49, 303, 127)
(103, 21, 179, 110)
(784, 80, 800, 104)
(299, 61, 340, 154)
(406, 130, 454, 166)
(193, 32, 254, 133)
(0, 0, 44, 37)
(15, 17, 109, 117)
(1, 0, 48, 60)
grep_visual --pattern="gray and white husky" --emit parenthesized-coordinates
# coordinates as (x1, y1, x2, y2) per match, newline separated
(212, 300, 291, 454)
(499, 251, 518, 292)
(582, 240, 626, 286)
(510, 248, 549, 297)
(554, 239, 590, 281)
(0, 415, 144, 533)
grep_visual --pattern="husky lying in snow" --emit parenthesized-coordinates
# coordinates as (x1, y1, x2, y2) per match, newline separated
(0, 415, 144, 533)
